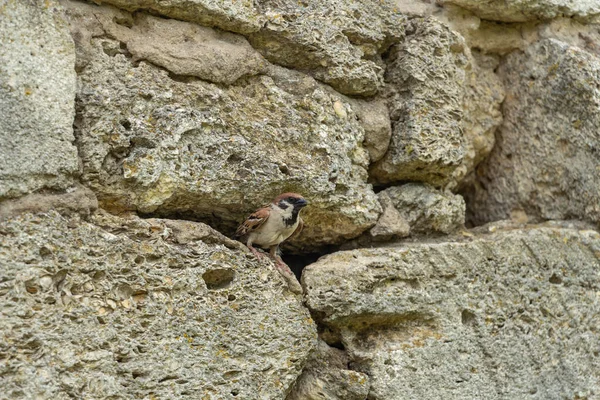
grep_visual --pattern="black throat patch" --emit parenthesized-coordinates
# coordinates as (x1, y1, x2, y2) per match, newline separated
(283, 209, 299, 227)
(278, 200, 300, 227)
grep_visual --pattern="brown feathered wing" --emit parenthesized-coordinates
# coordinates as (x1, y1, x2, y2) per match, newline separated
(235, 206, 270, 238)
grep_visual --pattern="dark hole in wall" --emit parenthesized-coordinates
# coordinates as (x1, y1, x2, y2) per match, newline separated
(281, 248, 334, 280)
(370, 180, 413, 194)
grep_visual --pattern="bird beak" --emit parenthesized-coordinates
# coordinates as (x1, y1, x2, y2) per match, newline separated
(295, 198, 308, 208)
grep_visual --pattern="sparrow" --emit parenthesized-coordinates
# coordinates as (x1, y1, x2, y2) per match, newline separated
(235, 193, 307, 292)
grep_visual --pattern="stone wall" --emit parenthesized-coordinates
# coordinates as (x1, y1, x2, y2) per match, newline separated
(1, 0, 599, 399)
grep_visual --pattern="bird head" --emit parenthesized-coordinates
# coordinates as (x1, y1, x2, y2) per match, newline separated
(272, 192, 307, 211)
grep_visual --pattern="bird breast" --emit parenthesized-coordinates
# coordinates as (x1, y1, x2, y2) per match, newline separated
(250, 208, 299, 247)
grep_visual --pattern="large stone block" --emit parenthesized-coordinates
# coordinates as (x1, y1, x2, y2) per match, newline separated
(441, 0, 600, 22)
(453, 52, 504, 185)
(0, 211, 316, 399)
(0, 0, 79, 199)
(64, 3, 381, 250)
(466, 39, 600, 226)
(303, 223, 600, 399)
(94, 0, 406, 96)
(370, 18, 469, 186)
(382, 183, 465, 235)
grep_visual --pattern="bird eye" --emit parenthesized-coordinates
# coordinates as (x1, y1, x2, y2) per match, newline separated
(287, 197, 295, 202)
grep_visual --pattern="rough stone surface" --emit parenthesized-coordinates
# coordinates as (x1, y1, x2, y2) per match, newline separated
(453, 52, 504, 185)
(349, 99, 392, 163)
(126, 14, 268, 85)
(0, 211, 316, 399)
(96, 0, 406, 96)
(62, 1, 268, 85)
(248, 0, 405, 96)
(371, 18, 469, 186)
(96, 0, 263, 34)
(64, 2, 381, 250)
(0, 0, 79, 199)
(287, 340, 369, 400)
(303, 224, 600, 400)
(442, 0, 600, 22)
(382, 183, 465, 235)
(0, 185, 98, 220)
(466, 39, 600, 226)
(369, 191, 411, 241)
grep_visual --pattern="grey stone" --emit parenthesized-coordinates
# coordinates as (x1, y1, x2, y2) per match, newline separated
(287, 340, 369, 400)
(453, 52, 504, 186)
(0, 185, 98, 220)
(383, 183, 465, 235)
(0, 0, 79, 199)
(349, 99, 392, 163)
(371, 18, 469, 186)
(0, 211, 316, 399)
(466, 39, 600, 226)
(64, 3, 381, 251)
(96, 0, 263, 34)
(368, 191, 411, 241)
(441, 0, 600, 22)
(303, 224, 600, 399)
(247, 0, 405, 96)
(126, 14, 268, 85)
(94, 0, 406, 95)
(61, 1, 268, 85)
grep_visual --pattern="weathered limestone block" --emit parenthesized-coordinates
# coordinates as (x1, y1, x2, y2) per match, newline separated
(61, 1, 268, 85)
(466, 39, 600, 226)
(303, 224, 600, 399)
(453, 52, 504, 185)
(96, 0, 263, 34)
(371, 18, 469, 186)
(0, 185, 98, 220)
(0, 211, 316, 399)
(248, 0, 405, 96)
(368, 191, 411, 241)
(382, 183, 465, 235)
(0, 0, 79, 199)
(341, 183, 463, 249)
(287, 340, 369, 400)
(94, 0, 405, 95)
(348, 99, 392, 163)
(64, 3, 381, 250)
(126, 14, 269, 85)
(441, 0, 600, 22)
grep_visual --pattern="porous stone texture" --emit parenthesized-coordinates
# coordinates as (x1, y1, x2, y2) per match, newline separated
(96, 0, 406, 96)
(0, 211, 316, 399)
(382, 183, 465, 235)
(64, 2, 381, 250)
(0, 0, 79, 199)
(287, 340, 369, 400)
(0, 185, 98, 220)
(466, 39, 600, 226)
(96, 0, 263, 34)
(248, 0, 405, 96)
(371, 18, 469, 186)
(441, 0, 600, 22)
(303, 224, 600, 400)
(6, 0, 600, 399)
(126, 14, 268, 85)
(453, 52, 504, 185)
(349, 99, 392, 163)
(369, 191, 411, 241)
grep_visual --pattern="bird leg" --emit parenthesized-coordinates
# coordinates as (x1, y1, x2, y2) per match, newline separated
(269, 245, 302, 294)
(247, 241, 267, 260)
(269, 245, 290, 273)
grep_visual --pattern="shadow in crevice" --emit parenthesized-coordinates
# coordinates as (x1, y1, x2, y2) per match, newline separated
(281, 248, 336, 281)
